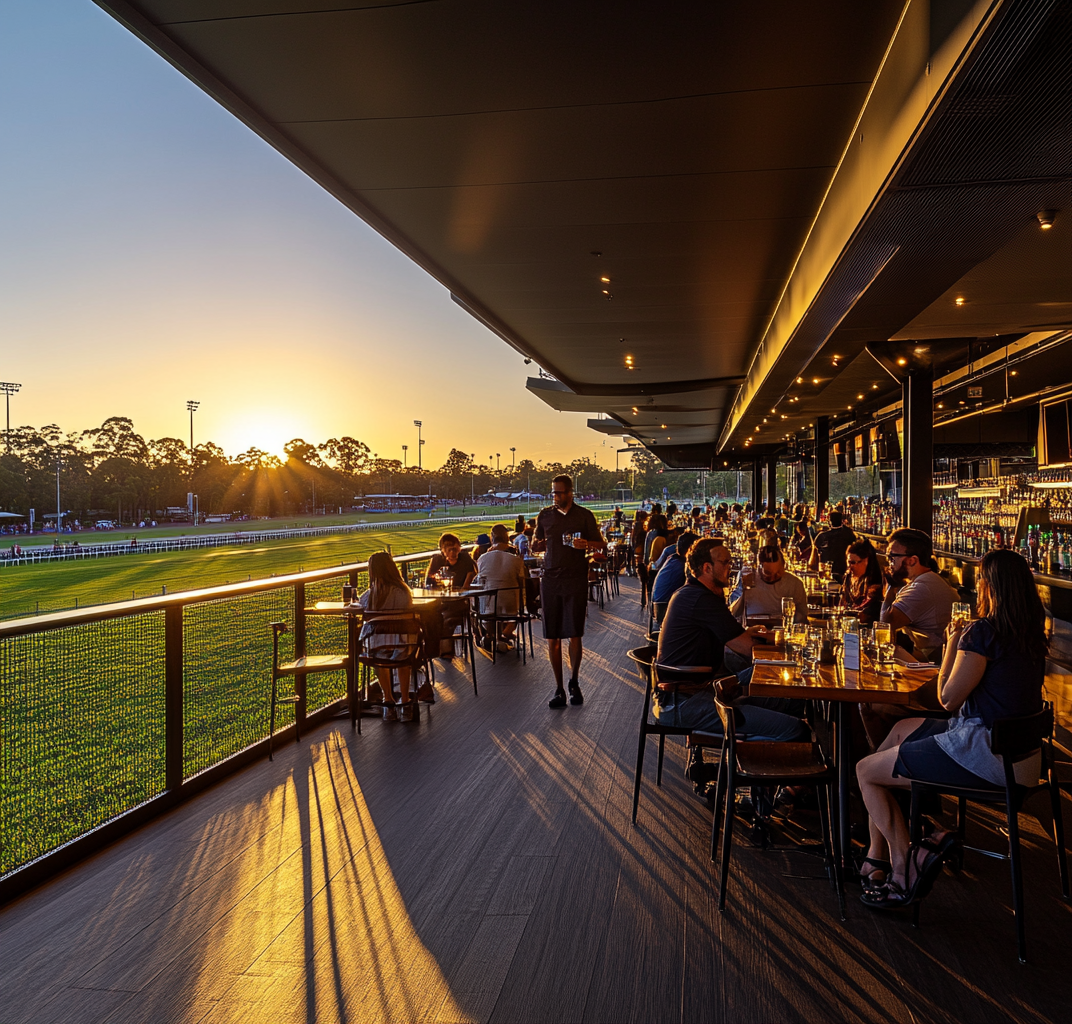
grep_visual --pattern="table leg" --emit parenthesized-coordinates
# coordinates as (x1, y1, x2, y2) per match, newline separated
(836, 702, 850, 875)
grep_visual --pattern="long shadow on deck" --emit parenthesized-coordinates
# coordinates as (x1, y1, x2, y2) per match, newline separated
(3, 577, 1072, 1023)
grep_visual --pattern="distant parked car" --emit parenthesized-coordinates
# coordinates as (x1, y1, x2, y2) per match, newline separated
(95, 520, 117, 529)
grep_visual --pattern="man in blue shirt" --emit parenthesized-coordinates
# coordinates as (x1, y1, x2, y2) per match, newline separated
(650, 531, 700, 605)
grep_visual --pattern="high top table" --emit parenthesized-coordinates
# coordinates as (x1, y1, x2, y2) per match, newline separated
(749, 654, 939, 875)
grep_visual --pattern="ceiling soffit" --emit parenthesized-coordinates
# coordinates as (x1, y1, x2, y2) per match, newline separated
(722, 0, 1072, 449)
(97, 0, 904, 436)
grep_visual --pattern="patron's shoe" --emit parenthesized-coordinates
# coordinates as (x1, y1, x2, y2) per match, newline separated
(568, 680, 584, 705)
(548, 689, 568, 709)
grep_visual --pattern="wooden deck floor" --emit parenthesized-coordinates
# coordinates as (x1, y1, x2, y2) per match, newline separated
(4, 577, 1072, 1024)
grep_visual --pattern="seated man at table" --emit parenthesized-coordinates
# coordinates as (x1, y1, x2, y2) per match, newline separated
(425, 533, 477, 656)
(476, 524, 526, 651)
(809, 511, 856, 578)
(728, 544, 808, 624)
(650, 531, 700, 610)
(880, 528, 954, 661)
(860, 528, 956, 746)
(654, 538, 809, 743)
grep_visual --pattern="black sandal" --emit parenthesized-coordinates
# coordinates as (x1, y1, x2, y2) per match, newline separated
(858, 856, 891, 891)
(860, 879, 914, 910)
(568, 680, 584, 706)
(548, 690, 567, 709)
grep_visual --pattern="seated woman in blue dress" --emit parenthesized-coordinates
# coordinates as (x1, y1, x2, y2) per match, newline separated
(855, 549, 1046, 906)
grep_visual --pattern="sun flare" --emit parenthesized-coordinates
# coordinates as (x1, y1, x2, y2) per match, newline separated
(214, 409, 309, 461)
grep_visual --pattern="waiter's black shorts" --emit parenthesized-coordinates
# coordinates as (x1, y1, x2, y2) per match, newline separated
(540, 579, 588, 639)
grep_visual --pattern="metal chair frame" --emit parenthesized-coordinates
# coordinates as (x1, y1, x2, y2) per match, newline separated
(907, 702, 1069, 962)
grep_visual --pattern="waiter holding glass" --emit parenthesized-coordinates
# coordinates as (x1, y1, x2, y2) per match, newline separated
(531, 474, 605, 708)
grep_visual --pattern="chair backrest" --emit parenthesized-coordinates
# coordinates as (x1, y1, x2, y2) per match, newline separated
(713, 677, 745, 748)
(653, 601, 669, 624)
(991, 704, 1053, 761)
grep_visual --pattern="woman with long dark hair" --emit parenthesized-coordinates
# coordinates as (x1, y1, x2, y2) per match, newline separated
(855, 549, 1047, 906)
(358, 551, 418, 721)
(840, 538, 884, 624)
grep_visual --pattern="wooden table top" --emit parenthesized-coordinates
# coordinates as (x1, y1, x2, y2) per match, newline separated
(750, 655, 938, 705)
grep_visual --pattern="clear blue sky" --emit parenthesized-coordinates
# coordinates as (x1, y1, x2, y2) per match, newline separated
(0, 1, 612, 469)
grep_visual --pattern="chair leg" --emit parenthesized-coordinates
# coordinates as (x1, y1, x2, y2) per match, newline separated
(718, 764, 736, 912)
(1006, 797, 1027, 962)
(1048, 764, 1070, 897)
(632, 728, 648, 825)
(656, 733, 666, 786)
(710, 748, 728, 862)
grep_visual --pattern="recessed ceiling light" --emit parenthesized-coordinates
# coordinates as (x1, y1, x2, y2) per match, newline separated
(796, 377, 803, 384)
(871, 383, 878, 390)
(661, 424, 667, 429)
(1038, 210, 1056, 229)
(812, 378, 820, 385)
(763, 418, 768, 423)
(600, 276, 610, 283)
(857, 394, 864, 400)
(955, 297, 965, 306)
(936, 403, 944, 409)
(1010, 370, 1018, 376)
(897, 357, 907, 366)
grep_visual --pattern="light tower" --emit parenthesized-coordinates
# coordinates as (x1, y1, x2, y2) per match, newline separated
(186, 400, 200, 462)
(1, 382, 22, 451)
(413, 420, 423, 470)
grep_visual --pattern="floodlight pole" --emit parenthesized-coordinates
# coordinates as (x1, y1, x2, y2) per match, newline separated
(402, 444, 408, 468)
(414, 420, 423, 470)
(56, 458, 62, 533)
(1, 382, 22, 451)
(470, 454, 476, 503)
(186, 400, 200, 467)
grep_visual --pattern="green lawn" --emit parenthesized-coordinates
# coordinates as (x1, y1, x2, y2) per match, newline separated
(9, 502, 541, 548)
(0, 517, 513, 619)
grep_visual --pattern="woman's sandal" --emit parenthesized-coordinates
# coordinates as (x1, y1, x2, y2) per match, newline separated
(857, 856, 891, 891)
(860, 879, 913, 909)
(860, 831, 957, 911)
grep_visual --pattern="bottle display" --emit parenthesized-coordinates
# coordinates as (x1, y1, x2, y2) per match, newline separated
(931, 467, 1072, 575)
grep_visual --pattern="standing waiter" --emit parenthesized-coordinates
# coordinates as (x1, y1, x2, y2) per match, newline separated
(531, 474, 604, 708)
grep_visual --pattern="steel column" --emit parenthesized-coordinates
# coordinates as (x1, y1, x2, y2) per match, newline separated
(903, 369, 934, 533)
(751, 462, 762, 510)
(814, 417, 829, 512)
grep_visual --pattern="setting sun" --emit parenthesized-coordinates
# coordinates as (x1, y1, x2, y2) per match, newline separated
(214, 408, 310, 461)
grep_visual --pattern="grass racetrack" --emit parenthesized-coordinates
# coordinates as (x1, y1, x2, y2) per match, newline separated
(0, 517, 513, 619)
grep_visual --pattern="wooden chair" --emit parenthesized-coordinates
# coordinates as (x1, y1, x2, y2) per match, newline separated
(269, 621, 350, 760)
(710, 677, 844, 917)
(907, 702, 1069, 962)
(356, 609, 434, 718)
(626, 646, 725, 825)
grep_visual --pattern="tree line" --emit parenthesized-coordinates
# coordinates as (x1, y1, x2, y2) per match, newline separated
(0, 417, 752, 522)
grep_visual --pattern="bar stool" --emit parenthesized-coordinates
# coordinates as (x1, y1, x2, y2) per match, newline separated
(269, 621, 350, 760)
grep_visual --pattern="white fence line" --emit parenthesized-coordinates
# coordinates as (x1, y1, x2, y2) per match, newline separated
(0, 504, 625, 568)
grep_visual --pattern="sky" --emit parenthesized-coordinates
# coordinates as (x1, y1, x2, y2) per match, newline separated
(0, 1, 612, 469)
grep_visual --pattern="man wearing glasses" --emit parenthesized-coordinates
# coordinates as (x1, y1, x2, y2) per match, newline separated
(655, 538, 808, 741)
(880, 528, 954, 662)
(531, 474, 605, 708)
(862, 528, 955, 746)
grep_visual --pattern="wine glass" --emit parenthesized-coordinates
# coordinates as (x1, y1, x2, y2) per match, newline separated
(952, 602, 972, 630)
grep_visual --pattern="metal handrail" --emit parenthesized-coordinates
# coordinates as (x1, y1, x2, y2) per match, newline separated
(0, 549, 439, 637)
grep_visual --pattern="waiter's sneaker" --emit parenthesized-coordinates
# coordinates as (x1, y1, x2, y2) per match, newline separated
(568, 680, 584, 705)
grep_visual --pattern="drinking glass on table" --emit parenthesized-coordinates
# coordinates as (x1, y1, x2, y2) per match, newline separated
(781, 596, 796, 631)
(561, 531, 574, 548)
(802, 628, 821, 676)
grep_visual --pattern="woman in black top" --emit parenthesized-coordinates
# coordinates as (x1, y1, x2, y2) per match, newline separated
(855, 550, 1046, 907)
(840, 539, 883, 625)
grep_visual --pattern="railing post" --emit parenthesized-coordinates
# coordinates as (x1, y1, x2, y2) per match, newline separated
(165, 604, 184, 792)
(294, 583, 307, 732)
